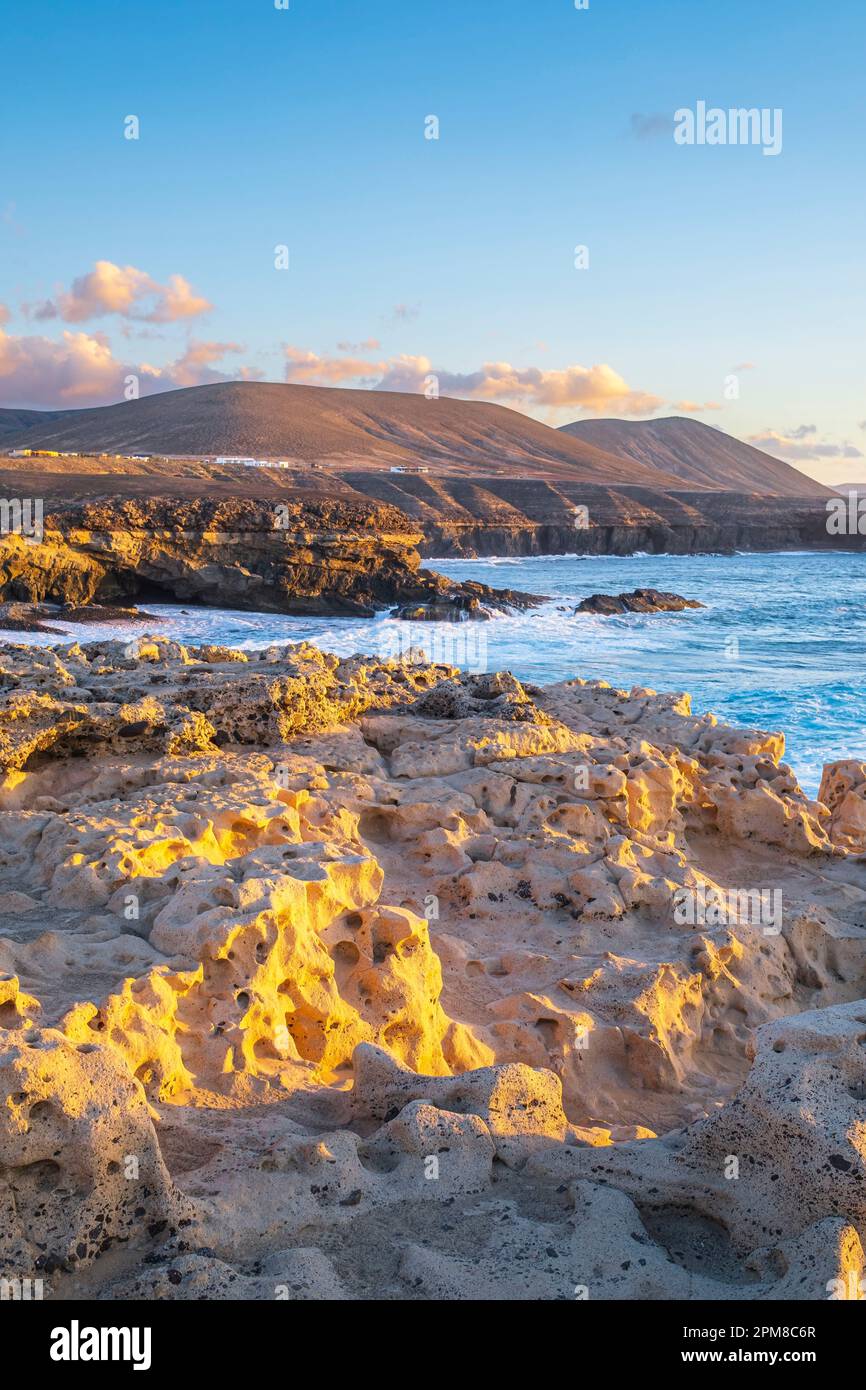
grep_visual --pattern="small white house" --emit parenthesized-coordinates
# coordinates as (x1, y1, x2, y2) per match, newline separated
(215, 456, 291, 469)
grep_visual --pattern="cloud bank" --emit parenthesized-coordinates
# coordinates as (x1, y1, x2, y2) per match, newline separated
(283, 346, 662, 416)
(0, 326, 248, 408)
(749, 429, 863, 464)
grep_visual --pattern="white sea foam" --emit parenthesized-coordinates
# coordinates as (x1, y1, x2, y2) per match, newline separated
(5, 550, 866, 796)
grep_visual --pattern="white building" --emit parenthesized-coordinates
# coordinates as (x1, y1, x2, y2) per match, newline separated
(215, 456, 291, 469)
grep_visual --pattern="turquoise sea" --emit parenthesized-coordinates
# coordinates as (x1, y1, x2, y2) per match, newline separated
(6, 550, 866, 796)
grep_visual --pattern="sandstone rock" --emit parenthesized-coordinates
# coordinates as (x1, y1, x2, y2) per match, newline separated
(819, 759, 866, 850)
(0, 639, 863, 1300)
(409, 671, 549, 723)
(0, 1028, 193, 1279)
(0, 890, 39, 913)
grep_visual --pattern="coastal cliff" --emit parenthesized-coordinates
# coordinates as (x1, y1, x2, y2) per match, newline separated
(408, 487, 849, 558)
(0, 496, 536, 618)
(1, 384, 847, 570)
(329, 471, 845, 558)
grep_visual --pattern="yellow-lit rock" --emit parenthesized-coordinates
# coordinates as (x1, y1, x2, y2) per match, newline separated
(0, 642, 864, 1299)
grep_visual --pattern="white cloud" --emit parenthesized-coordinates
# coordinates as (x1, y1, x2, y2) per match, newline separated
(283, 346, 384, 386)
(0, 326, 246, 408)
(29, 260, 212, 325)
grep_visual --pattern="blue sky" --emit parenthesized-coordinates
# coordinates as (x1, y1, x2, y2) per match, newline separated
(1, 0, 863, 480)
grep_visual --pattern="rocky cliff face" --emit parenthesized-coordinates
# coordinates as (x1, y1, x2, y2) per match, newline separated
(415, 489, 852, 557)
(2, 453, 852, 583)
(336, 473, 850, 558)
(0, 496, 534, 618)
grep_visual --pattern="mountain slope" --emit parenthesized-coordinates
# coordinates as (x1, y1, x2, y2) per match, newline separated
(0, 381, 685, 488)
(559, 416, 830, 497)
(0, 406, 73, 437)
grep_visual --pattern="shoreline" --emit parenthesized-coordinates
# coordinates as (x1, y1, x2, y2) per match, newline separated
(425, 545, 866, 564)
(3, 546, 865, 799)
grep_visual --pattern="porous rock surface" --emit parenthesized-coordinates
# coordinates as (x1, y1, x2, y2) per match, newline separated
(0, 637, 864, 1300)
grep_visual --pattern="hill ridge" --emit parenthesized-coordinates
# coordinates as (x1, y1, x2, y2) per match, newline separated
(0, 381, 687, 489)
(559, 414, 828, 497)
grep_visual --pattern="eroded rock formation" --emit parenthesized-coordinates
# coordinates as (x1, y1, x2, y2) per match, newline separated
(0, 640, 864, 1299)
(0, 497, 538, 618)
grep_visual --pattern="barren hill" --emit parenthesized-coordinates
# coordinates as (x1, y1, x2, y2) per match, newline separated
(0, 385, 842, 558)
(559, 415, 830, 498)
(0, 405, 71, 437)
(0, 381, 684, 487)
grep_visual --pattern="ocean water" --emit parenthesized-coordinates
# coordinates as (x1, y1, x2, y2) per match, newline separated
(5, 550, 866, 795)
